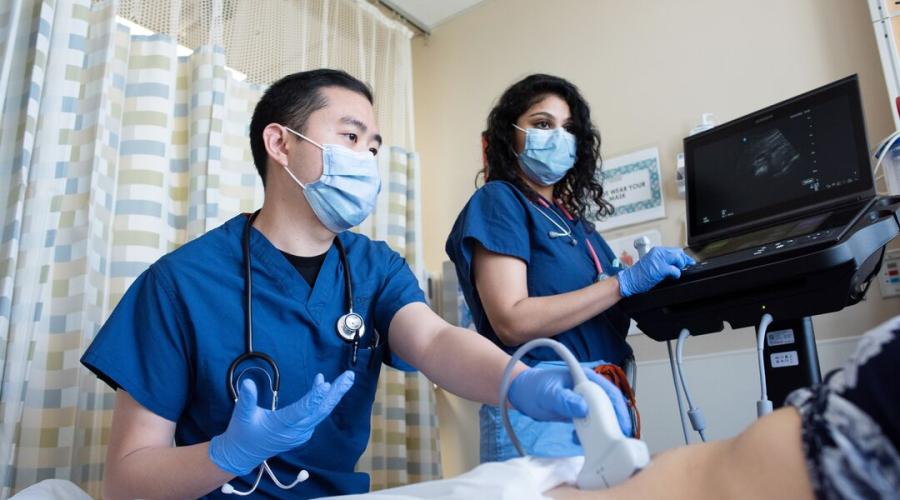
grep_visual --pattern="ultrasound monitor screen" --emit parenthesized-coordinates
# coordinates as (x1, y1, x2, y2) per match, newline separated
(685, 76, 874, 242)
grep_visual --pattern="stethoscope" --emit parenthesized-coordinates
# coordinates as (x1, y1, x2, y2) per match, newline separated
(531, 198, 608, 280)
(221, 210, 366, 496)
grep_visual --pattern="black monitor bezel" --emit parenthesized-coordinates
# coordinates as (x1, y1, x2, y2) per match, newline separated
(684, 75, 875, 247)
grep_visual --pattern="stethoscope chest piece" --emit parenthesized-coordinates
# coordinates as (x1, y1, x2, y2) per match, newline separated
(337, 311, 366, 342)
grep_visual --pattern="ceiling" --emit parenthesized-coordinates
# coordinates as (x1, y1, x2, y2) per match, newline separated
(380, 0, 487, 33)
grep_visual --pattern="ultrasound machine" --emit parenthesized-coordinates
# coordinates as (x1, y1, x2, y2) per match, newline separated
(621, 75, 900, 411)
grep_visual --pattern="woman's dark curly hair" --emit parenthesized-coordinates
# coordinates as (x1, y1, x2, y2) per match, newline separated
(481, 74, 613, 224)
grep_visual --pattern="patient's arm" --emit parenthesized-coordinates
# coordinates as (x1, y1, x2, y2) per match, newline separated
(548, 407, 814, 500)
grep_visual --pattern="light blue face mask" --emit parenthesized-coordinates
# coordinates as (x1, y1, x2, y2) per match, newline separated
(513, 124, 577, 186)
(283, 127, 381, 233)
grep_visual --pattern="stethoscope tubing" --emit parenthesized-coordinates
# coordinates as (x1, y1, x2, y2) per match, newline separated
(533, 198, 605, 278)
(228, 210, 359, 401)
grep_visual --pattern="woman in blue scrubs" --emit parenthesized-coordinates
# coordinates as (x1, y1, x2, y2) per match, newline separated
(446, 74, 694, 462)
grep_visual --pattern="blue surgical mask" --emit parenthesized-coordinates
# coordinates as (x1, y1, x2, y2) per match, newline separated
(513, 124, 577, 185)
(283, 127, 381, 233)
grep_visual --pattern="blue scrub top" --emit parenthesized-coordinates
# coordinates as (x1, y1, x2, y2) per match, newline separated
(445, 181, 632, 366)
(82, 214, 425, 499)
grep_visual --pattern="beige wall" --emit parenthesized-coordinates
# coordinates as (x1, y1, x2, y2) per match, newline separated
(412, 0, 900, 477)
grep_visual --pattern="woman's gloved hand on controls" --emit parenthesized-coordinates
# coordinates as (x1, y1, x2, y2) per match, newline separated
(616, 247, 695, 297)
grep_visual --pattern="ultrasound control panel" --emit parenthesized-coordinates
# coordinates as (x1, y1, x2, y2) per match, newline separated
(620, 196, 900, 342)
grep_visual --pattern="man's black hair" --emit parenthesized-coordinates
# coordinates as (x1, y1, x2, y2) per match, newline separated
(249, 69, 373, 185)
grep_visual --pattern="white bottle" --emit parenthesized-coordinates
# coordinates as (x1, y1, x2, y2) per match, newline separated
(676, 113, 717, 198)
(689, 113, 716, 136)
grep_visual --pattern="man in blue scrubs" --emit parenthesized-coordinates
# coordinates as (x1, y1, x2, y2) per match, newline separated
(81, 69, 632, 499)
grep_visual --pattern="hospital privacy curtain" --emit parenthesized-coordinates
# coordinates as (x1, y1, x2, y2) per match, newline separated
(0, 0, 439, 497)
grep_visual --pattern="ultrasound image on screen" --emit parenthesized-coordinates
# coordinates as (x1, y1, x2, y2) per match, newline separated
(736, 129, 799, 180)
(690, 94, 862, 229)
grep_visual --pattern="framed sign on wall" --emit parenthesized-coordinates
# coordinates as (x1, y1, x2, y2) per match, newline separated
(593, 146, 666, 232)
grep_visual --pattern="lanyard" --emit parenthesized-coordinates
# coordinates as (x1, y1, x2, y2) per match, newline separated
(535, 198, 605, 279)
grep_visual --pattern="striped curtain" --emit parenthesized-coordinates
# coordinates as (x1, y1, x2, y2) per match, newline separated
(0, 0, 439, 497)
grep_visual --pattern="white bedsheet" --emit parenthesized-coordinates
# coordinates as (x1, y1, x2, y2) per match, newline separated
(9, 479, 92, 500)
(7, 456, 583, 500)
(323, 456, 584, 500)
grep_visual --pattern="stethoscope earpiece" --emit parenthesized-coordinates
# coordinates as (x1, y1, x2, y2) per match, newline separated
(548, 230, 578, 245)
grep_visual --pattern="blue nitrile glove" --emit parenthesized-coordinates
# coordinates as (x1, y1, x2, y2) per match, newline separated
(209, 371, 355, 476)
(508, 366, 633, 437)
(616, 246, 695, 297)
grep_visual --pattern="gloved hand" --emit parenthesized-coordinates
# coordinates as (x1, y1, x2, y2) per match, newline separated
(616, 246, 695, 297)
(508, 366, 633, 437)
(209, 371, 355, 476)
